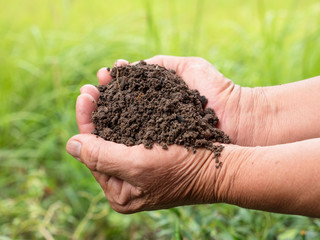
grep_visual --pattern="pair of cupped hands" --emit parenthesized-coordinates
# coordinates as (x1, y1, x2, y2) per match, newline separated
(66, 56, 284, 214)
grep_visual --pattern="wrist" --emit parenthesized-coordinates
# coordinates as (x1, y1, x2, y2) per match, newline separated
(193, 145, 247, 205)
(215, 140, 320, 217)
(229, 86, 273, 146)
(259, 79, 320, 144)
(212, 144, 252, 204)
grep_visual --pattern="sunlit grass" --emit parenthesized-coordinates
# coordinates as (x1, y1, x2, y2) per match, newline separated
(1, 0, 320, 239)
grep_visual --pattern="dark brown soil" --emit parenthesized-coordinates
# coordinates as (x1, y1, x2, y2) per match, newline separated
(91, 61, 230, 165)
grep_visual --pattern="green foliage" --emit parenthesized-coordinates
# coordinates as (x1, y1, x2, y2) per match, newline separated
(0, 0, 320, 239)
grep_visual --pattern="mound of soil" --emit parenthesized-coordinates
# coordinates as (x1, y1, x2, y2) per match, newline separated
(91, 61, 230, 166)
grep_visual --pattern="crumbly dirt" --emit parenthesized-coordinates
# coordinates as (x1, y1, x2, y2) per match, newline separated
(91, 61, 230, 166)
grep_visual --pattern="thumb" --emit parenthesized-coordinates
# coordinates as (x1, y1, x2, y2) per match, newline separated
(66, 134, 137, 177)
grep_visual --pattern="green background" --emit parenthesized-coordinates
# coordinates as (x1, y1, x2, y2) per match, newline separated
(1, 0, 320, 239)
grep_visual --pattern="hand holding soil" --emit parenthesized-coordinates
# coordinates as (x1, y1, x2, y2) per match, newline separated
(67, 55, 320, 217)
(66, 57, 235, 213)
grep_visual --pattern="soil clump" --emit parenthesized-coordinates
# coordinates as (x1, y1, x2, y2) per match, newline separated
(91, 61, 230, 165)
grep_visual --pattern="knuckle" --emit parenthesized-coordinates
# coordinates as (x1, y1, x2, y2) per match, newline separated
(83, 142, 103, 171)
(117, 197, 128, 207)
(96, 144, 109, 172)
(110, 194, 146, 214)
(106, 196, 130, 214)
(114, 192, 130, 207)
(111, 204, 132, 214)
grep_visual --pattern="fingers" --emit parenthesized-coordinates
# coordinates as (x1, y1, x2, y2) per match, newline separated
(66, 133, 191, 213)
(97, 59, 130, 85)
(66, 134, 140, 178)
(114, 59, 130, 67)
(91, 170, 145, 213)
(98, 56, 182, 84)
(97, 67, 112, 85)
(76, 93, 97, 134)
(91, 170, 110, 190)
(97, 55, 202, 86)
(80, 84, 100, 100)
(105, 177, 144, 211)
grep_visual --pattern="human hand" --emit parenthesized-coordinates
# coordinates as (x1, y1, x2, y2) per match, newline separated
(66, 56, 320, 216)
(66, 80, 239, 213)
(65, 56, 259, 213)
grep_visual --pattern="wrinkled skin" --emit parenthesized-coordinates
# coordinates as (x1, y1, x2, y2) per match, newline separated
(69, 134, 239, 213)
(66, 56, 246, 213)
(67, 56, 320, 216)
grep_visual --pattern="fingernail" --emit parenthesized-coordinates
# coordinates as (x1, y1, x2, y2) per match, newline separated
(67, 140, 81, 161)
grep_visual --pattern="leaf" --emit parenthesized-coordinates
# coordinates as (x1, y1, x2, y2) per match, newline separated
(174, 219, 182, 240)
(278, 229, 299, 240)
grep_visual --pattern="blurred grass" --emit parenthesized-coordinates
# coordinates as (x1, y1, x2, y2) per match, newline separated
(0, 0, 320, 239)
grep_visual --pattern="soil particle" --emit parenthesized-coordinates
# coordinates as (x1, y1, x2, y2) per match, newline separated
(92, 61, 230, 165)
